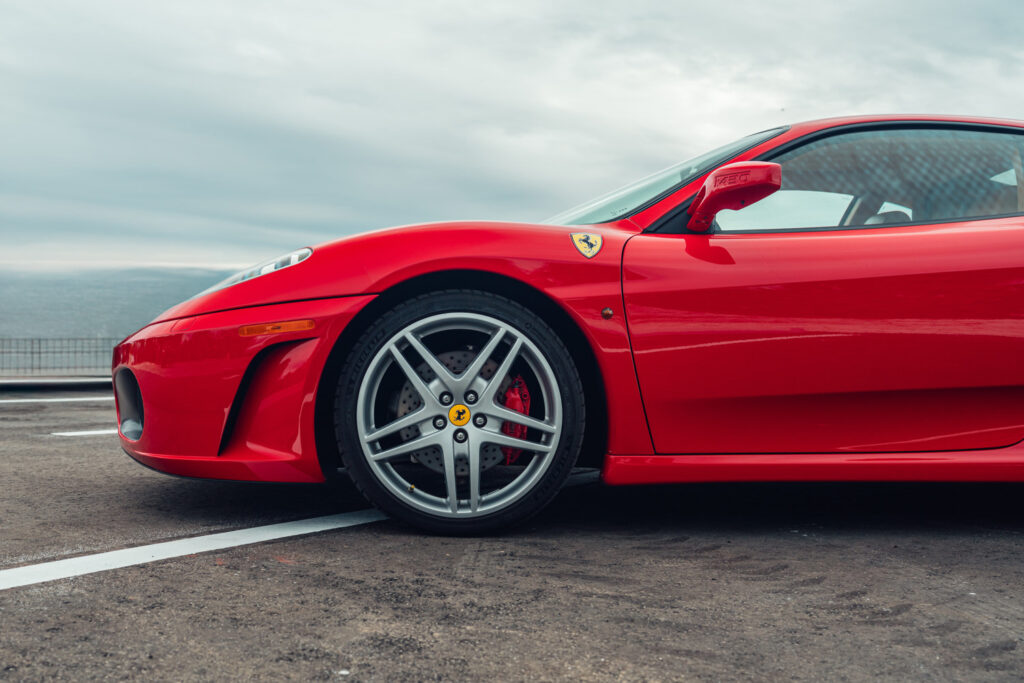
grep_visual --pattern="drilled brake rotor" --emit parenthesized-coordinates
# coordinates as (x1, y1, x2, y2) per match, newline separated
(391, 349, 512, 476)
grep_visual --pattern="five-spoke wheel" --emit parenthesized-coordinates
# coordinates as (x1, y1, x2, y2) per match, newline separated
(335, 290, 584, 533)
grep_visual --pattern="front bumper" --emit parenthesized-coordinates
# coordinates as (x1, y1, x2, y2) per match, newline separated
(112, 295, 375, 483)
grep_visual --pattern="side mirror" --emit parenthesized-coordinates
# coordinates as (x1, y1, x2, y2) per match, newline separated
(686, 161, 782, 232)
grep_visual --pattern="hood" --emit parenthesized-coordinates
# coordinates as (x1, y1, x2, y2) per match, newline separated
(149, 219, 639, 325)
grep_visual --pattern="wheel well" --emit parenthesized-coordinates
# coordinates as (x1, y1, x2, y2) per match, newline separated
(314, 270, 609, 479)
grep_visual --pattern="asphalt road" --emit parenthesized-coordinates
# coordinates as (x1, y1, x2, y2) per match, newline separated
(2, 388, 1024, 681)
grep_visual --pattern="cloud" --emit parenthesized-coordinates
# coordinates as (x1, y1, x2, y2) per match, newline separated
(1, 0, 1022, 267)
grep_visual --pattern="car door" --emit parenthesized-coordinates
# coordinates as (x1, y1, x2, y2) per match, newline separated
(622, 124, 1024, 454)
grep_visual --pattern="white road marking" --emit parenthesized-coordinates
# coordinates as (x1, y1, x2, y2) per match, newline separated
(0, 510, 387, 591)
(51, 428, 119, 436)
(0, 396, 114, 404)
(0, 378, 110, 386)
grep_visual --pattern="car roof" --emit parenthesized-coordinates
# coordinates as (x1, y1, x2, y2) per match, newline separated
(788, 114, 1024, 137)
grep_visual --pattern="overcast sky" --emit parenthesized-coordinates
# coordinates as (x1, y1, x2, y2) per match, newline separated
(3, 0, 1023, 269)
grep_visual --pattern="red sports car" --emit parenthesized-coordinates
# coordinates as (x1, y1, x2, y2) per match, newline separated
(114, 114, 1024, 533)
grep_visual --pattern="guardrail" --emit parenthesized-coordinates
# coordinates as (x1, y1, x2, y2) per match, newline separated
(0, 338, 120, 376)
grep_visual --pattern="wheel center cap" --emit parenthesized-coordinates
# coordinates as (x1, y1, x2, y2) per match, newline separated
(448, 404, 471, 426)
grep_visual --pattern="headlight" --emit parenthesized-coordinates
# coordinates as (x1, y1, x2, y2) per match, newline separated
(195, 247, 313, 297)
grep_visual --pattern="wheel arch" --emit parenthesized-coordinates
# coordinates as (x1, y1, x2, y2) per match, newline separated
(313, 269, 609, 479)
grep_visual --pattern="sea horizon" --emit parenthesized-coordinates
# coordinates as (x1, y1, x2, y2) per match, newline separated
(0, 266, 234, 340)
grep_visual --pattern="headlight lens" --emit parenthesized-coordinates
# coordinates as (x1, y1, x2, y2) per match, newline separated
(195, 247, 313, 297)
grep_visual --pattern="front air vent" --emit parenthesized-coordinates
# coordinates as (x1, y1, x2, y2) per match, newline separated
(114, 368, 144, 440)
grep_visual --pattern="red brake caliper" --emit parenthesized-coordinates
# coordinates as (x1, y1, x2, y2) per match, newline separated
(500, 375, 531, 465)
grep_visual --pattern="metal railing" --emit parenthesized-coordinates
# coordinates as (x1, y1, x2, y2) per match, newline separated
(0, 338, 120, 376)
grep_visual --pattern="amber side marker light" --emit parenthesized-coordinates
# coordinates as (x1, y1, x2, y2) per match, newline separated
(238, 319, 315, 337)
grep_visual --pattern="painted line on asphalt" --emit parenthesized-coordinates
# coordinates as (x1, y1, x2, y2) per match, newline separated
(0, 396, 114, 404)
(0, 510, 387, 591)
(51, 428, 119, 437)
(0, 378, 110, 386)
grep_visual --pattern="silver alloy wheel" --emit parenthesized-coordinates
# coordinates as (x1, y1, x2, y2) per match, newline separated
(355, 312, 563, 518)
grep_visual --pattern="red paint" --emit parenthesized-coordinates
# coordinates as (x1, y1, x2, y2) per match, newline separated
(140, 221, 653, 458)
(114, 114, 1024, 488)
(687, 161, 781, 232)
(115, 296, 373, 482)
(622, 219, 1024, 454)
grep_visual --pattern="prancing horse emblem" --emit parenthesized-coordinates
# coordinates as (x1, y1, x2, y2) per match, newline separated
(448, 403, 471, 427)
(570, 232, 603, 259)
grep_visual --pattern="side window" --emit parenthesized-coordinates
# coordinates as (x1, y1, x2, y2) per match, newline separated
(717, 127, 1024, 232)
(717, 190, 853, 230)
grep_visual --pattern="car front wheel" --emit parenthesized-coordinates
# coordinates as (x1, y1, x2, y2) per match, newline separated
(335, 290, 585, 534)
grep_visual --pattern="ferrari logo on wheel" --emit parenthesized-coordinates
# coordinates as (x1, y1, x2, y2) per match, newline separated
(448, 404, 471, 426)
(570, 233, 603, 259)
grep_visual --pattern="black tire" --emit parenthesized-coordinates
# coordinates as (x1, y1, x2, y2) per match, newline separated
(334, 289, 585, 534)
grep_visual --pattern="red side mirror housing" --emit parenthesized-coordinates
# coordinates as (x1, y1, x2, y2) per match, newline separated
(686, 161, 782, 232)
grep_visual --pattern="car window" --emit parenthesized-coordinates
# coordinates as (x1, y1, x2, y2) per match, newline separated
(717, 127, 1024, 233)
(545, 127, 788, 226)
(717, 190, 853, 230)
(992, 169, 1016, 185)
(879, 200, 912, 216)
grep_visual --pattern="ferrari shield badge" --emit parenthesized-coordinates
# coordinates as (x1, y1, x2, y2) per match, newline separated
(570, 232, 603, 259)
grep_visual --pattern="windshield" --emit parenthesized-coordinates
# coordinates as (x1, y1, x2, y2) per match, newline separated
(545, 126, 788, 226)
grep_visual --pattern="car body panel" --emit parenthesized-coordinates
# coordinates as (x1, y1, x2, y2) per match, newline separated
(115, 295, 374, 482)
(115, 222, 654, 481)
(623, 217, 1024, 454)
(114, 113, 1024, 489)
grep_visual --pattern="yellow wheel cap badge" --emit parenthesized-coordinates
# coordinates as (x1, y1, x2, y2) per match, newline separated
(570, 233, 603, 259)
(448, 404, 471, 426)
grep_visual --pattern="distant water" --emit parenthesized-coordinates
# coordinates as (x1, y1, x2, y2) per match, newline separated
(0, 268, 233, 339)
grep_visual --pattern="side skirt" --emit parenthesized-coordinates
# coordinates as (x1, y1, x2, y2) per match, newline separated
(601, 447, 1024, 485)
